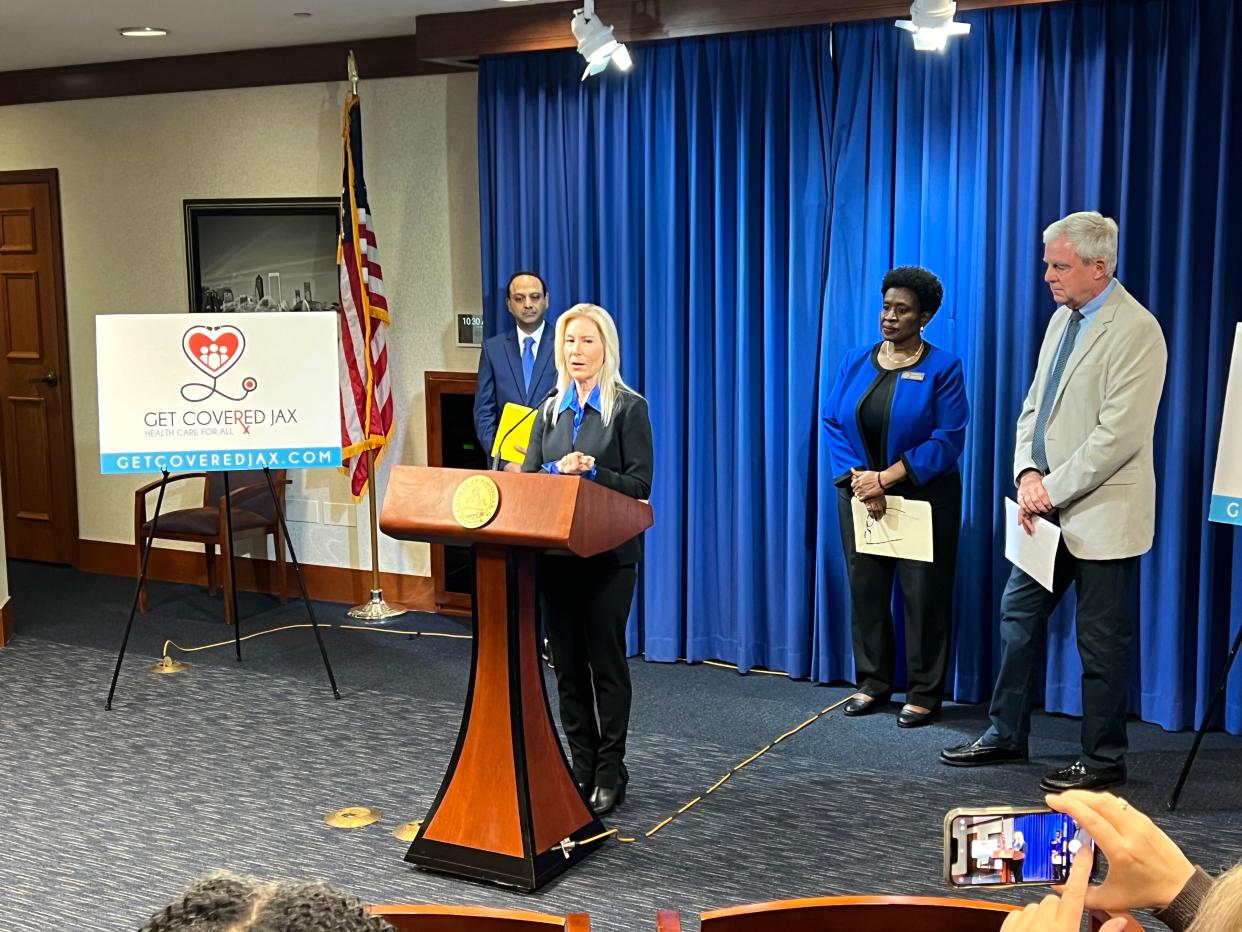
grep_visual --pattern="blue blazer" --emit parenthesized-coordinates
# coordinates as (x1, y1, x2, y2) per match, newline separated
(474, 327, 558, 457)
(822, 343, 969, 487)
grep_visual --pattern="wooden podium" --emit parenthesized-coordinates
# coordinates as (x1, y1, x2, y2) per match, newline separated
(380, 466, 654, 890)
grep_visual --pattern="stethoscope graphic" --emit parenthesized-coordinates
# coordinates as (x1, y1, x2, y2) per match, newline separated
(179, 325, 259, 403)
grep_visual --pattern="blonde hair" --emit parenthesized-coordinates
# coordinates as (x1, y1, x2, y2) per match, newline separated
(1188, 862, 1242, 932)
(548, 303, 637, 427)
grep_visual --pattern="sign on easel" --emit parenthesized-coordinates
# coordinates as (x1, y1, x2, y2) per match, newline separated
(1210, 323, 1242, 526)
(96, 313, 342, 474)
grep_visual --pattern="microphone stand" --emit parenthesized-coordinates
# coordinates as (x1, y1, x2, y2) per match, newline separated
(491, 387, 557, 470)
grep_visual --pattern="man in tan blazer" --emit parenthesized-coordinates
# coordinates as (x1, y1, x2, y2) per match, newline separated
(941, 211, 1167, 791)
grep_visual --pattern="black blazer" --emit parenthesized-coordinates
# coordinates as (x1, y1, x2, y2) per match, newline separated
(522, 387, 653, 565)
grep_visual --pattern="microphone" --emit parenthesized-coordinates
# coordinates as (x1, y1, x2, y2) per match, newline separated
(491, 387, 558, 471)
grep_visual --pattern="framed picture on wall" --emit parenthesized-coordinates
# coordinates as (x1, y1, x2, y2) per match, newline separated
(183, 197, 339, 313)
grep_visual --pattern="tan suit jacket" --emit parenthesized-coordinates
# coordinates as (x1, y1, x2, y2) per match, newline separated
(1013, 281, 1167, 559)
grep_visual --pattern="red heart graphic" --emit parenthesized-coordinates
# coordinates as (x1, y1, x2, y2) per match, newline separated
(182, 325, 245, 379)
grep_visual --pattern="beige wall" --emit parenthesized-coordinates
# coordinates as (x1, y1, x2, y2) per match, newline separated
(0, 73, 482, 576)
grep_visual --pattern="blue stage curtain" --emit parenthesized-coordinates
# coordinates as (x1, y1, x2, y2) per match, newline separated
(816, 0, 1242, 731)
(477, 0, 1242, 732)
(479, 31, 835, 668)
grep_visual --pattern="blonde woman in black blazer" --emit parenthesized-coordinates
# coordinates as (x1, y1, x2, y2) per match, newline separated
(522, 303, 653, 817)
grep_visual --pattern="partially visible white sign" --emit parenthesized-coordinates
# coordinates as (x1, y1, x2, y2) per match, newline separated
(1210, 324, 1242, 527)
(97, 312, 342, 474)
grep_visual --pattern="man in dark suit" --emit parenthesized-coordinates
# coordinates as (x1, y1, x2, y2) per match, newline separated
(474, 271, 558, 472)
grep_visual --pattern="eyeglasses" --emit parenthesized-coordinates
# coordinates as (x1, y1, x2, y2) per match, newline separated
(863, 507, 914, 546)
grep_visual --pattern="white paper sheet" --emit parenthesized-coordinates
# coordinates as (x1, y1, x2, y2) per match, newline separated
(850, 495, 934, 563)
(1004, 497, 1061, 592)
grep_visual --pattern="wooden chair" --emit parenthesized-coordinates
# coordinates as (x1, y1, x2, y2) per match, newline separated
(367, 904, 590, 931)
(134, 469, 287, 625)
(655, 895, 1142, 932)
(656, 896, 1016, 932)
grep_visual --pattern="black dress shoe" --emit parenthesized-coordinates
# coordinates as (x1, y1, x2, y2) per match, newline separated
(575, 781, 592, 801)
(590, 782, 626, 816)
(843, 693, 889, 716)
(897, 704, 938, 728)
(542, 638, 555, 668)
(1039, 760, 1126, 792)
(940, 734, 1028, 767)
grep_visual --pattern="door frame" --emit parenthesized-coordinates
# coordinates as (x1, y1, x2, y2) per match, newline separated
(0, 167, 79, 565)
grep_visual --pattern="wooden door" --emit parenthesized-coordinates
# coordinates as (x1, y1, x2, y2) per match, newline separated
(0, 169, 77, 564)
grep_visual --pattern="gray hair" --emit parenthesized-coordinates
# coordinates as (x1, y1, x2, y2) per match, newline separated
(140, 871, 395, 932)
(1042, 211, 1119, 276)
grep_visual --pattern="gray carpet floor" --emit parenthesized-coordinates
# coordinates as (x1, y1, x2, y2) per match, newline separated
(2, 561, 1242, 931)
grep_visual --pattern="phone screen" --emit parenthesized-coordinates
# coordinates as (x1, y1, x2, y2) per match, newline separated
(945, 807, 1102, 887)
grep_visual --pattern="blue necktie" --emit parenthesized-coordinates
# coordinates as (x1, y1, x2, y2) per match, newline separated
(522, 335, 535, 395)
(1031, 309, 1084, 473)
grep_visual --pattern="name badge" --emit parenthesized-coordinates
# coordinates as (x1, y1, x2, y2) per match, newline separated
(900, 371, 925, 381)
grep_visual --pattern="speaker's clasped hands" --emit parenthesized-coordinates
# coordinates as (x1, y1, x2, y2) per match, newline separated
(557, 452, 596, 475)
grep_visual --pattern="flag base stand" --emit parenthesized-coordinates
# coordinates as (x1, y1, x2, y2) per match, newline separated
(347, 589, 408, 621)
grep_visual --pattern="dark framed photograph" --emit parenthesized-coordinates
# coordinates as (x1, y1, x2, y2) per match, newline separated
(183, 197, 339, 313)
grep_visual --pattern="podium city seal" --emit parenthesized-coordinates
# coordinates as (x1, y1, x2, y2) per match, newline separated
(452, 475, 500, 529)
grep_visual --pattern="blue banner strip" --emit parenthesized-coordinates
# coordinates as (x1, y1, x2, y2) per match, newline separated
(1209, 494, 1242, 527)
(101, 447, 342, 474)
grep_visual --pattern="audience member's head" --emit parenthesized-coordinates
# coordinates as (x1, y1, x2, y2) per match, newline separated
(1189, 861, 1242, 932)
(140, 872, 394, 932)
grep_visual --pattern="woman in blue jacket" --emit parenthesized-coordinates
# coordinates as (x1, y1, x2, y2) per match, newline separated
(822, 266, 969, 728)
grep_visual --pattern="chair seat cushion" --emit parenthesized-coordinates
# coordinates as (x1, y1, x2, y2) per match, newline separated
(143, 507, 268, 536)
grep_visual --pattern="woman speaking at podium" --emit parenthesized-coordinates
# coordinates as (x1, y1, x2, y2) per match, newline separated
(523, 303, 653, 817)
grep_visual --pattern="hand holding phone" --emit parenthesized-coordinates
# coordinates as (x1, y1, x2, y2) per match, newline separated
(1000, 846, 1129, 932)
(1046, 791, 1196, 912)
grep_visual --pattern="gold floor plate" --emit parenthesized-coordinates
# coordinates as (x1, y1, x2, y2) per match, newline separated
(392, 820, 422, 842)
(149, 657, 190, 675)
(324, 806, 382, 828)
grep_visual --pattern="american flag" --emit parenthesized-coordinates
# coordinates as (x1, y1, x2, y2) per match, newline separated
(337, 91, 393, 497)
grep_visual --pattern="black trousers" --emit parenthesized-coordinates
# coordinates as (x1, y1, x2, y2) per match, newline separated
(984, 539, 1136, 768)
(539, 555, 637, 789)
(836, 473, 961, 709)
(1012, 859, 1024, 883)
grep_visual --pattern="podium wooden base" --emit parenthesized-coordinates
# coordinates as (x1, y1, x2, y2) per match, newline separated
(406, 547, 606, 891)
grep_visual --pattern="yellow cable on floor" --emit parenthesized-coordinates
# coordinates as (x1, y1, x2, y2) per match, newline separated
(153, 619, 847, 853)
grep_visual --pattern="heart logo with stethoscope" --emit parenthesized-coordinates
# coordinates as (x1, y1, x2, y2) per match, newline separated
(180, 325, 258, 402)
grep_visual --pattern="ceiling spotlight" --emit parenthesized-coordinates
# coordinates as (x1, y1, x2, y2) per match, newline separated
(571, 0, 631, 81)
(118, 26, 169, 38)
(896, 0, 970, 52)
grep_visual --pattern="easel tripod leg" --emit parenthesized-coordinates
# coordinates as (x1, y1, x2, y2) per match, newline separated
(106, 470, 169, 710)
(264, 468, 340, 698)
(221, 470, 243, 661)
(1168, 618, 1242, 810)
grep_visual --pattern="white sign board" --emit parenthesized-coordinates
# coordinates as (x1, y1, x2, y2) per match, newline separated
(1210, 324, 1242, 527)
(97, 313, 343, 475)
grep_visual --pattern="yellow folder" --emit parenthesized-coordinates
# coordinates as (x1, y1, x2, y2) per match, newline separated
(490, 402, 536, 465)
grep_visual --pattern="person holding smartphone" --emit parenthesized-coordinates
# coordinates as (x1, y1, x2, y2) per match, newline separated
(1001, 791, 1240, 932)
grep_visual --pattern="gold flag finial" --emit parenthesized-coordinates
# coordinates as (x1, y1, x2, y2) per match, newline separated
(347, 50, 359, 95)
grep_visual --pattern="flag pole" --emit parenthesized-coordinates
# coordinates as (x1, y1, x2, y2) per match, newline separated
(348, 445, 406, 620)
(343, 52, 404, 622)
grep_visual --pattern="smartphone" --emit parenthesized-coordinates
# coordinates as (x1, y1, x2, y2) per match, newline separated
(944, 806, 1106, 888)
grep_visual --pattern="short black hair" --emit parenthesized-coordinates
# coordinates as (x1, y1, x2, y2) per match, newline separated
(881, 266, 944, 317)
(506, 270, 548, 299)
